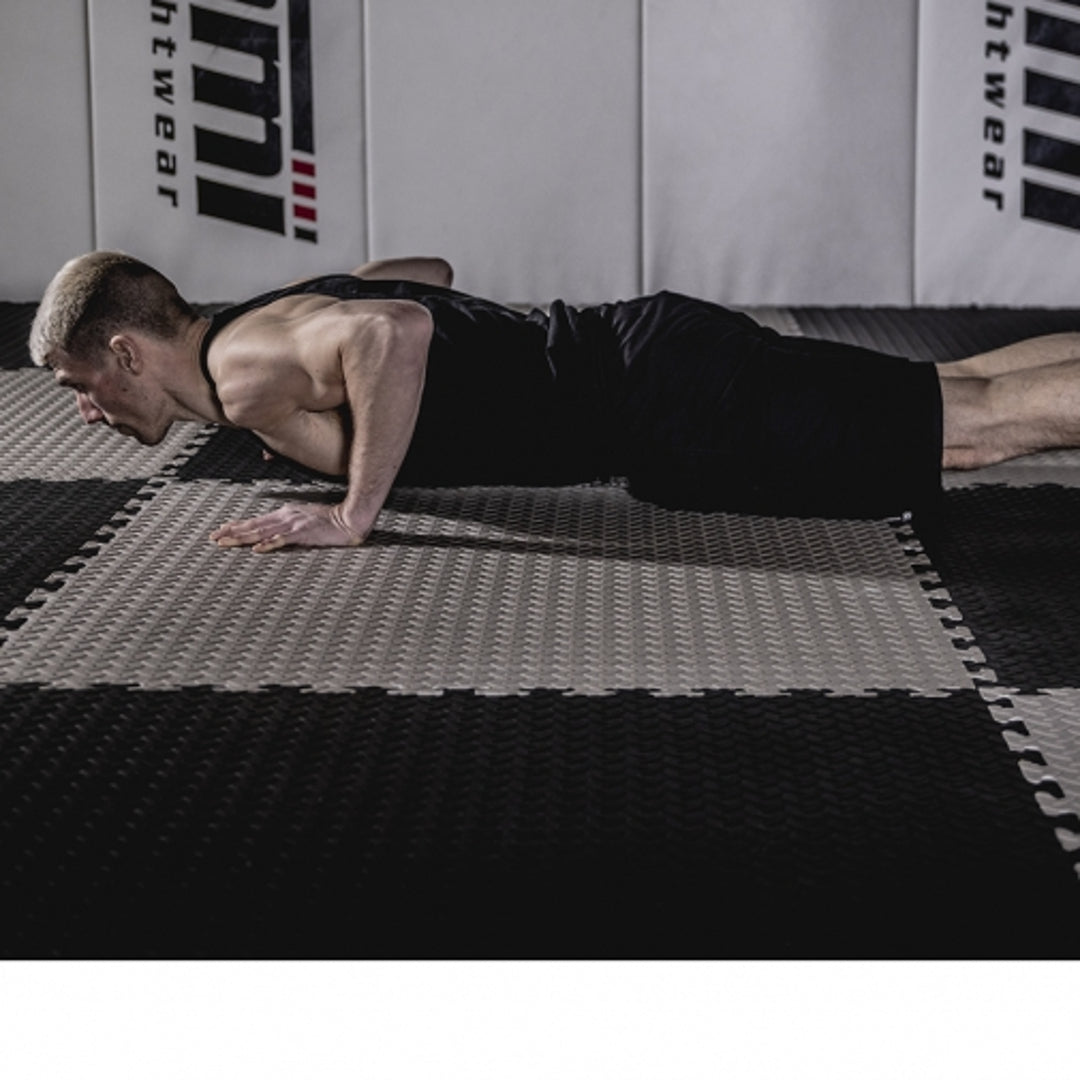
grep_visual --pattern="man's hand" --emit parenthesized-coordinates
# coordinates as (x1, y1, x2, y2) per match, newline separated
(210, 502, 365, 553)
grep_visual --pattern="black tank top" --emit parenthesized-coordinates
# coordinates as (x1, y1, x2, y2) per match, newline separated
(199, 275, 624, 486)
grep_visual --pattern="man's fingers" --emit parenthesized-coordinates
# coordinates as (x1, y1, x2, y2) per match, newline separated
(211, 525, 265, 547)
(252, 534, 291, 554)
(213, 511, 305, 551)
(208, 503, 358, 552)
(210, 511, 290, 546)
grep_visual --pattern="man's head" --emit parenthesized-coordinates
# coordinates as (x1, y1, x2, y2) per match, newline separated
(30, 252, 197, 445)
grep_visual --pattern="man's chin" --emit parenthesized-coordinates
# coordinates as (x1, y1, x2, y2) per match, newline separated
(117, 424, 163, 446)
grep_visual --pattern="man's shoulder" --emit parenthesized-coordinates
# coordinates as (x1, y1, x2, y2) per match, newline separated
(209, 294, 341, 365)
(207, 288, 430, 376)
(222, 291, 341, 334)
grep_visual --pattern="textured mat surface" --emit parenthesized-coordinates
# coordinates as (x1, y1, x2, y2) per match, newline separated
(0, 480, 972, 696)
(3, 298, 1080, 957)
(0, 683, 1072, 958)
(0, 369, 199, 480)
(791, 306, 1080, 363)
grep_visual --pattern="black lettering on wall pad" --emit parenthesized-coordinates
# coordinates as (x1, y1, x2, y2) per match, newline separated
(191, 5, 282, 177)
(1025, 130, 1080, 177)
(1027, 9, 1080, 57)
(1022, 8, 1080, 231)
(1024, 180, 1080, 230)
(188, 1, 316, 238)
(290, 0, 314, 154)
(1025, 70, 1080, 118)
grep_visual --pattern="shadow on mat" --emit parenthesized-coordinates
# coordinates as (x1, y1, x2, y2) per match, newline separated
(232, 483, 913, 579)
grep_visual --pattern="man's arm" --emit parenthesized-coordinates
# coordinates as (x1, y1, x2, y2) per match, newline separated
(351, 256, 453, 288)
(335, 301, 433, 538)
(209, 298, 433, 552)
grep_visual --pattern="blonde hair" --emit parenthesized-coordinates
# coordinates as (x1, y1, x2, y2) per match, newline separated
(29, 251, 194, 367)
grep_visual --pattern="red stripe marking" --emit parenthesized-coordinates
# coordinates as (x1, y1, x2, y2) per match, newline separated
(294, 204, 317, 222)
(292, 182, 316, 199)
(292, 159, 315, 177)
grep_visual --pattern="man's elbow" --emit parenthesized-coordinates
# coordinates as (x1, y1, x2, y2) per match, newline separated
(393, 299, 435, 345)
(367, 302, 434, 369)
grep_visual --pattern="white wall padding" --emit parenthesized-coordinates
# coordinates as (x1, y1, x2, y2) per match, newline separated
(644, 0, 920, 306)
(23, 0, 1080, 308)
(916, 0, 1080, 306)
(0, 1, 95, 301)
(365, 0, 642, 305)
(89, 0, 366, 303)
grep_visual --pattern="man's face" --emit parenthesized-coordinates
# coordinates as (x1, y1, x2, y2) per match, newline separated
(50, 349, 171, 446)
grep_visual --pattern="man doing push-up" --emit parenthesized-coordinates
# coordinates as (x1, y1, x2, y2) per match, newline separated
(28, 251, 1080, 551)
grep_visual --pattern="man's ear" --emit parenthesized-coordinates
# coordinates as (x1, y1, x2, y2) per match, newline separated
(108, 333, 142, 374)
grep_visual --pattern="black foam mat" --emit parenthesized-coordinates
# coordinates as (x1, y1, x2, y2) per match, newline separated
(173, 425, 339, 484)
(1, 684, 1074, 958)
(0, 479, 146, 630)
(0, 303, 34, 370)
(921, 484, 1080, 691)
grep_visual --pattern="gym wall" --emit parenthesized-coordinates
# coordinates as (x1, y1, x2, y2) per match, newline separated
(1, 1, 1077, 306)
(918, 0, 1080, 306)
(0, 0, 95, 302)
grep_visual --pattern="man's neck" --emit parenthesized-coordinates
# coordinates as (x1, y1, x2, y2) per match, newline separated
(167, 315, 230, 425)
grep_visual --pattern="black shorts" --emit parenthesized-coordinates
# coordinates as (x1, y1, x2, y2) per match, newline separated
(607, 293, 943, 520)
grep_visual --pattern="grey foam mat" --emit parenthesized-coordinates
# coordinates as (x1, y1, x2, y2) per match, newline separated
(0, 480, 973, 696)
(943, 448, 1080, 489)
(0, 369, 204, 481)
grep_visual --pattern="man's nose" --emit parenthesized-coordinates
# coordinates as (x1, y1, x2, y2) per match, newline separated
(76, 392, 104, 424)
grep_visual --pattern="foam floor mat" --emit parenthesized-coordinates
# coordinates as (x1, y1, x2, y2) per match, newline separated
(2, 298, 1080, 957)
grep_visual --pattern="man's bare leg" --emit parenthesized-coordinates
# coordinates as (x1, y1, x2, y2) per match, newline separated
(939, 332, 1080, 378)
(939, 357, 1080, 468)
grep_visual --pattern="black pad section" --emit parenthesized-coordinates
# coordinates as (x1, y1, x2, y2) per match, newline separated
(0, 684, 1074, 958)
(0, 303, 36, 370)
(923, 485, 1080, 690)
(793, 307, 1080, 363)
(173, 426, 342, 484)
(0, 479, 147, 627)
